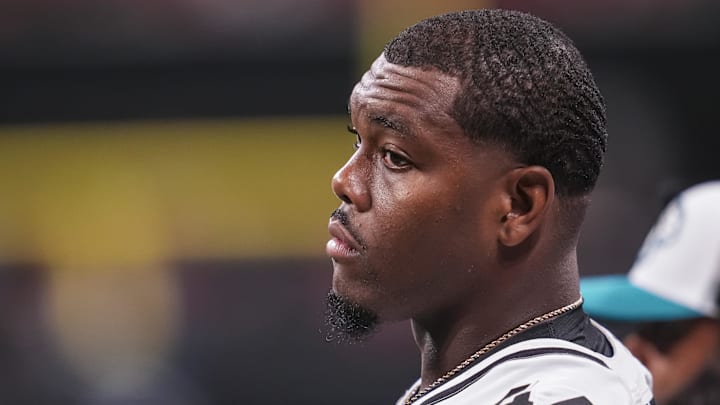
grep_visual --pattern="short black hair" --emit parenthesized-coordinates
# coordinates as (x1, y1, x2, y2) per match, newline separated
(384, 9, 607, 196)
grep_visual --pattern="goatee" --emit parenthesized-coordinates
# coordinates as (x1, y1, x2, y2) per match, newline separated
(324, 290, 378, 344)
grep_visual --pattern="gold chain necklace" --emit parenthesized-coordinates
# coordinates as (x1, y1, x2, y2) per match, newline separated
(404, 297, 584, 405)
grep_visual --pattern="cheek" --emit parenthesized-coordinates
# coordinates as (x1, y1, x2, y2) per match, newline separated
(368, 176, 482, 267)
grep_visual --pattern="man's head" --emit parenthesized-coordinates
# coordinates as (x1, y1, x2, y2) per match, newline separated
(325, 9, 606, 342)
(384, 9, 607, 196)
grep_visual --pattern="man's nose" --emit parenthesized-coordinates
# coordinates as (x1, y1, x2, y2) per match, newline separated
(331, 154, 371, 212)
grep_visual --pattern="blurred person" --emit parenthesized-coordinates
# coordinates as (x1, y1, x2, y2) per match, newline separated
(582, 181, 720, 404)
(324, 9, 654, 405)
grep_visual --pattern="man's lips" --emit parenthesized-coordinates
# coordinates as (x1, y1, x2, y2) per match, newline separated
(327, 220, 363, 258)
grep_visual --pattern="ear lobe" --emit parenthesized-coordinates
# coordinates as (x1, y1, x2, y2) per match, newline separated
(498, 166, 555, 247)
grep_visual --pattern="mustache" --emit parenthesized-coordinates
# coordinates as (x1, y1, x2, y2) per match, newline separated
(330, 208, 367, 249)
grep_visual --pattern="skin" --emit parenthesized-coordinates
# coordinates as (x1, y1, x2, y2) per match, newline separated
(624, 319, 720, 403)
(327, 54, 582, 389)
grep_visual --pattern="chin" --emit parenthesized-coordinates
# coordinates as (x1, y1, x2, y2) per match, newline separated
(324, 288, 379, 343)
(330, 260, 412, 323)
(331, 273, 363, 303)
(332, 260, 369, 293)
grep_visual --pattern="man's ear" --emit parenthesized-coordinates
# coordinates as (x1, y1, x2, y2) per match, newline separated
(497, 166, 555, 247)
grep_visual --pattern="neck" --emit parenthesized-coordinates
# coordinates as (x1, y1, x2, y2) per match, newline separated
(411, 256, 580, 389)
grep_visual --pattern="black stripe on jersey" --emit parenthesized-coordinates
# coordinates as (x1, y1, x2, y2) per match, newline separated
(495, 384, 531, 404)
(496, 385, 593, 405)
(420, 347, 609, 405)
(553, 397, 592, 405)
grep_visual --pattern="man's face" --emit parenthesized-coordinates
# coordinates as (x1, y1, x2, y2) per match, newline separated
(326, 55, 516, 326)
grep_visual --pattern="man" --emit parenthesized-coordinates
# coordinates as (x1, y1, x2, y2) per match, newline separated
(324, 9, 654, 404)
(582, 181, 720, 404)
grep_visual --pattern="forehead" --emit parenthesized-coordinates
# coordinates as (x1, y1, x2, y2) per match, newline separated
(349, 54, 461, 135)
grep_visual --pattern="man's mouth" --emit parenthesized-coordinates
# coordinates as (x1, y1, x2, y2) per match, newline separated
(327, 209, 364, 259)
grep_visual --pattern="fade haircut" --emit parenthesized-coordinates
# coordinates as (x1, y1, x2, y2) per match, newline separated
(384, 9, 607, 196)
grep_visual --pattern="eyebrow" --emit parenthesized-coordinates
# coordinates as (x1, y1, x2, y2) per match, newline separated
(369, 114, 412, 138)
(346, 100, 413, 138)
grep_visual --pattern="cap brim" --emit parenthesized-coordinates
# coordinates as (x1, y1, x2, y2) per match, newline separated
(580, 275, 704, 321)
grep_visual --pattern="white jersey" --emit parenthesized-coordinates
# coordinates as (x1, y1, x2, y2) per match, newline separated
(397, 321, 654, 405)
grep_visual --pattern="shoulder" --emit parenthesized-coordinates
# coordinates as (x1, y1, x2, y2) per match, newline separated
(411, 327, 653, 405)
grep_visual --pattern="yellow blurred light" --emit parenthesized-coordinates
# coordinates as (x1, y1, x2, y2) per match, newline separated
(0, 117, 350, 266)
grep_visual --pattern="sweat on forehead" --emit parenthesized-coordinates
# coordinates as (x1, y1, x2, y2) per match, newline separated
(349, 55, 461, 130)
(362, 55, 460, 99)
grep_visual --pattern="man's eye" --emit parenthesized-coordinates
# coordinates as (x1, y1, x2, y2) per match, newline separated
(383, 149, 410, 169)
(347, 125, 361, 151)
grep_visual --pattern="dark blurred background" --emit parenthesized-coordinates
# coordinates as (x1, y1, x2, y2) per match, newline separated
(0, 0, 718, 403)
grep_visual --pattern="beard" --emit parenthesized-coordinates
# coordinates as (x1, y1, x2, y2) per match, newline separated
(324, 290, 378, 344)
